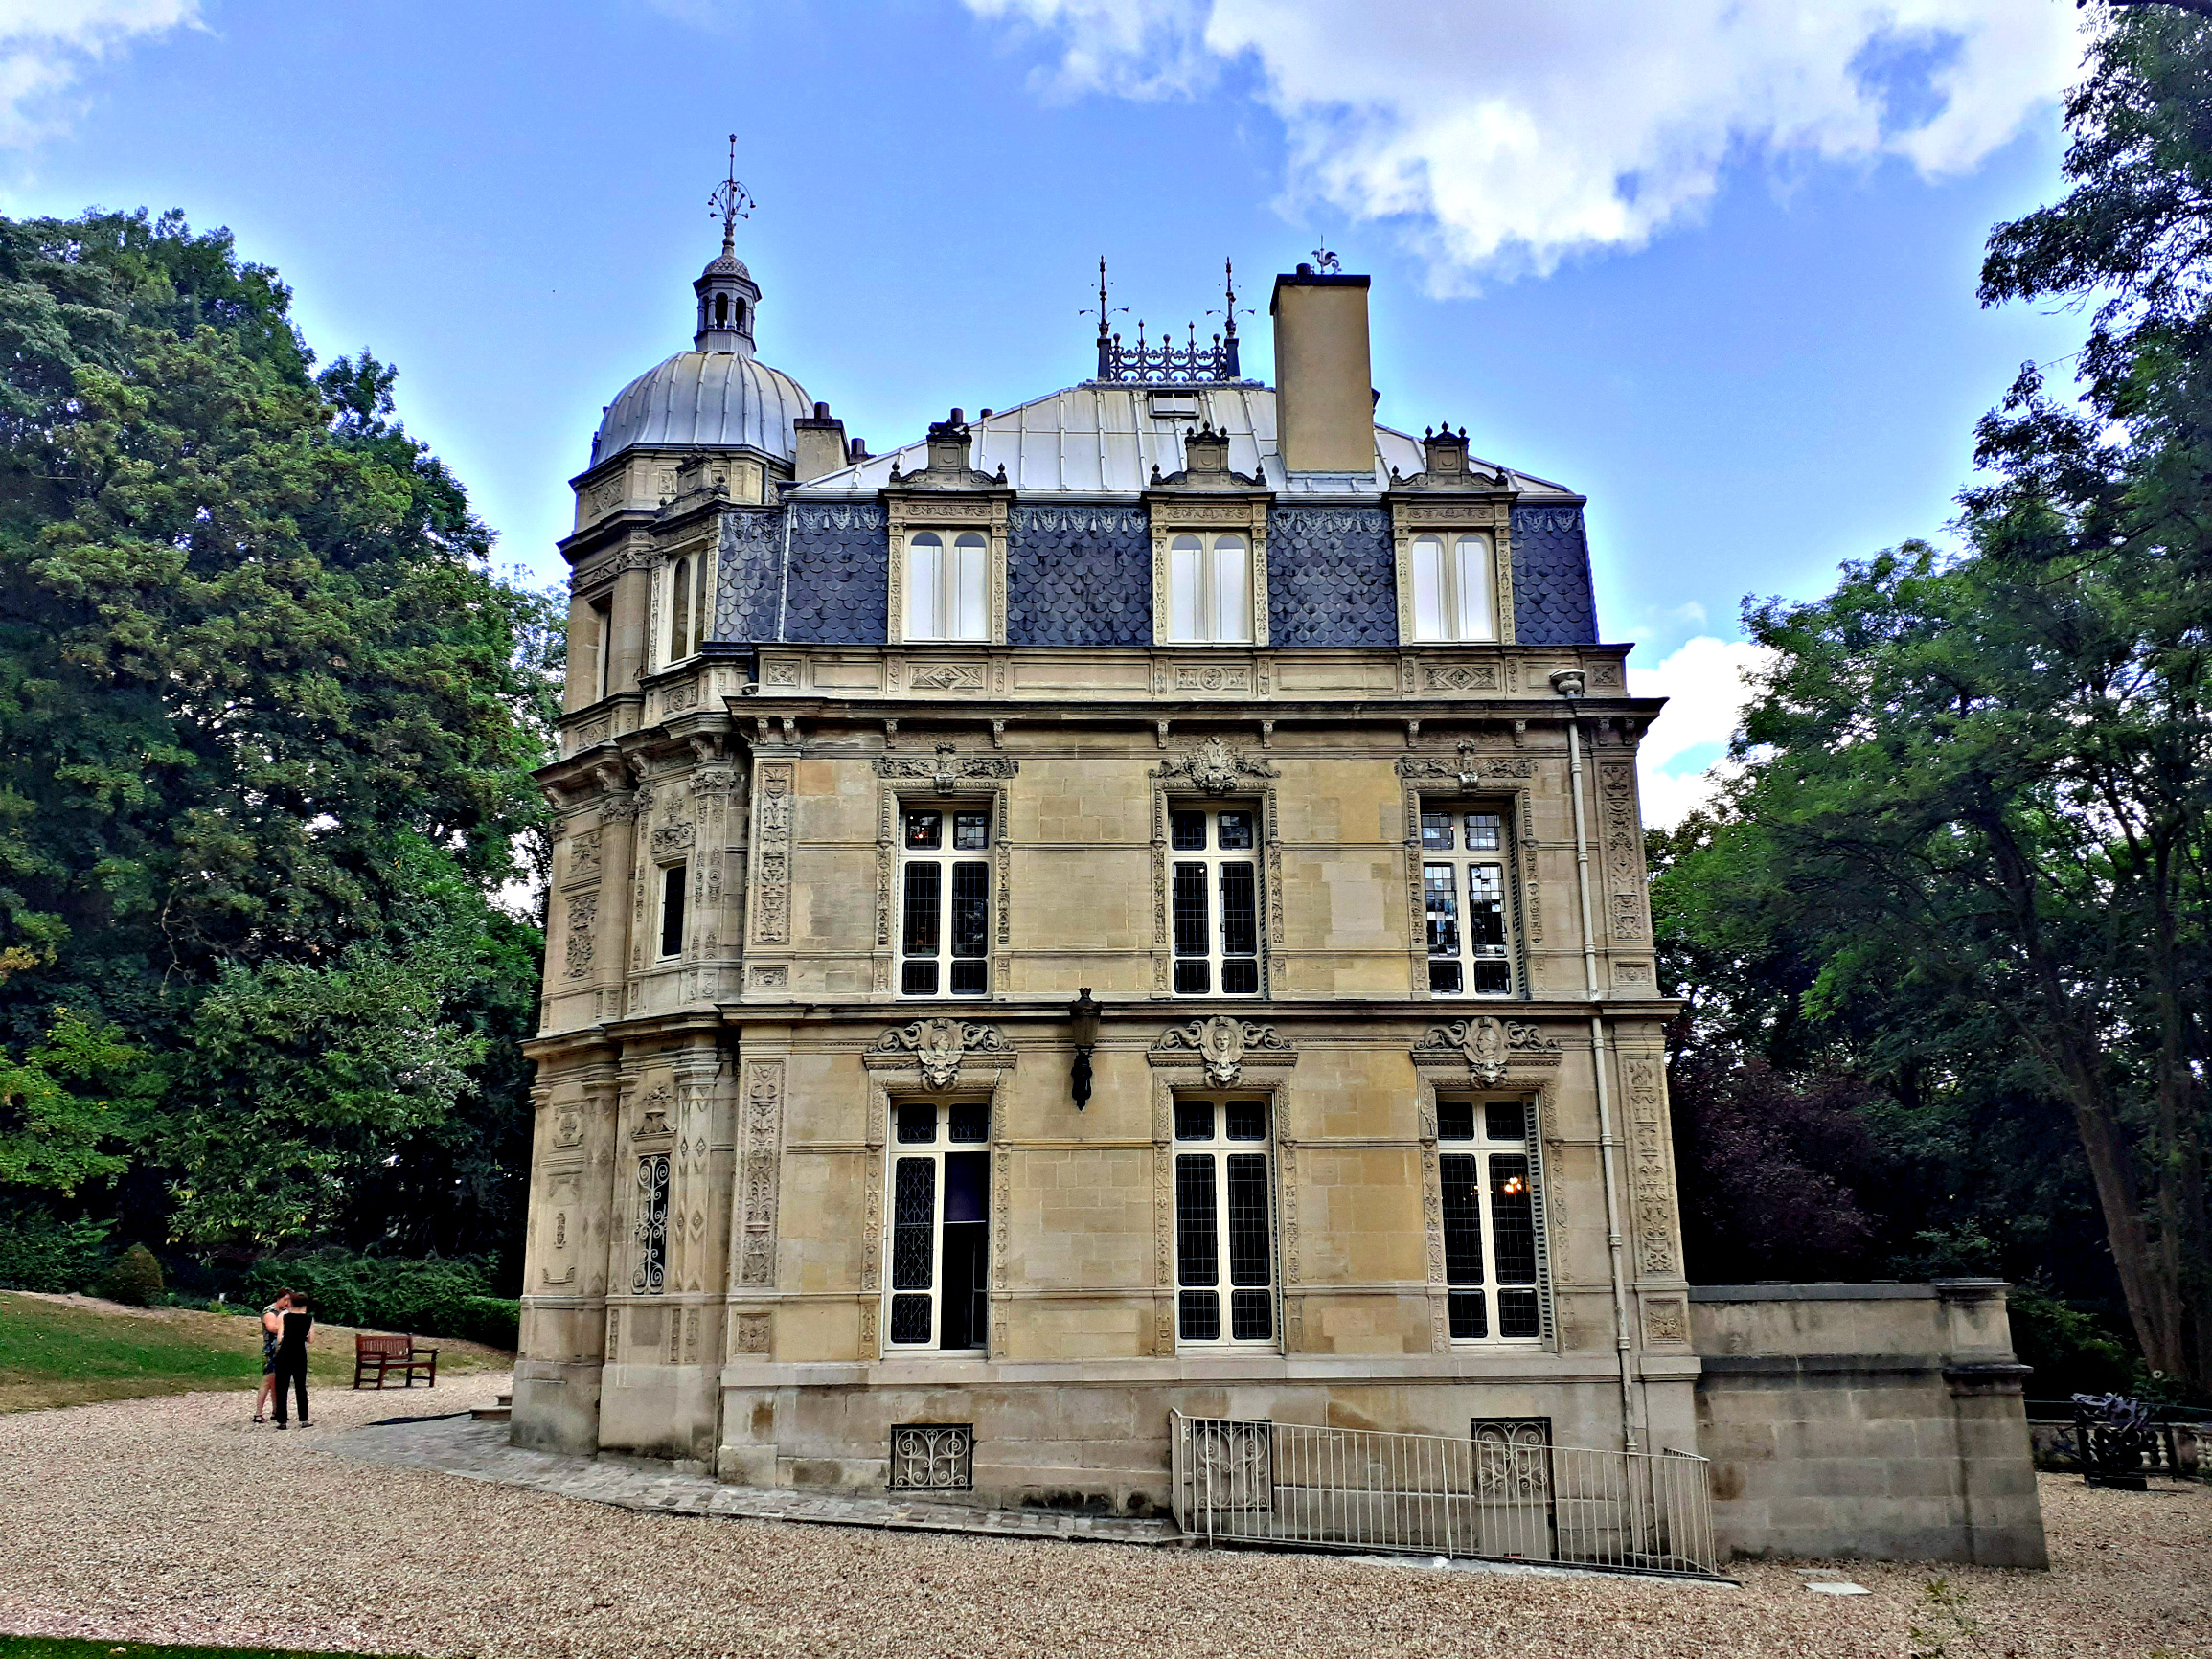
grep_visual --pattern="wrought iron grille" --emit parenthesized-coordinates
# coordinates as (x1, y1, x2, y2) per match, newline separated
(888, 1423, 974, 1490)
(631, 1153, 670, 1295)
(1097, 324, 1242, 385)
(1168, 1412, 1723, 1579)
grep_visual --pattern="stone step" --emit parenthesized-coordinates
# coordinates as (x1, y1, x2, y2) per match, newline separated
(470, 1406, 512, 1421)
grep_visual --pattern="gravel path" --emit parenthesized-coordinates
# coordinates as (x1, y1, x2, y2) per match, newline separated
(2, 1379, 2205, 1658)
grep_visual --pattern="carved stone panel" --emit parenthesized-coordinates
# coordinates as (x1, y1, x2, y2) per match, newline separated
(737, 1061, 784, 1287)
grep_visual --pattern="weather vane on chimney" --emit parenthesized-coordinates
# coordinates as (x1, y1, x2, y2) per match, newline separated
(1311, 237, 1341, 275)
(708, 134, 755, 254)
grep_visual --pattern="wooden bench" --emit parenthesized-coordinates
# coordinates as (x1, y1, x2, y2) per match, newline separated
(353, 1332, 439, 1390)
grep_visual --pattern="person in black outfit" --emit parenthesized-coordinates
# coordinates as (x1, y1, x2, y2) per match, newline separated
(271, 1293, 313, 1428)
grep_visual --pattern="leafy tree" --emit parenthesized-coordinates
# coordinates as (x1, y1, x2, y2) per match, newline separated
(0, 1010, 157, 1193)
(1648, 13, 2212, 1392)
(0, 208, 556, 1275)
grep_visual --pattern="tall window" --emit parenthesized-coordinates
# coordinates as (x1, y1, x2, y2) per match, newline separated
(1170, 805, 1261, 996)
(905, 531, 988, 640)
(669, 556, 693, 662)
(1174, 1096, 1275, 1346)
(658, 863, 687, 961)
(900, 806, 990, 997)
(666, 553, 713, 662)
(1168, 533, 1252, 643)
(885, 1100, 991, 1352)
(1409, 533, 1496, 642)
(1423, 808, 1515, 996)
(590, 596, 612, 702)
(1437, 1098, 1541, 1341)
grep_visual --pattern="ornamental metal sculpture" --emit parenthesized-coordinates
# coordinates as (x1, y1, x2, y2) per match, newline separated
(2070, 1392, 2156, 1489)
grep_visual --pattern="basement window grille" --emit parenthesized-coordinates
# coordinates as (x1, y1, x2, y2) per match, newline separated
(887, 1422, 974, 1491)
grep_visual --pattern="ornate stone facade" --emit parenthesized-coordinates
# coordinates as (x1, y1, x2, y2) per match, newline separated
(513, 239, 1698, 1515)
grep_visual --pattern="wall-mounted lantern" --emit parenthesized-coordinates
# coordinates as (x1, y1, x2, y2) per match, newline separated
(1068, 988, 1102, 1110)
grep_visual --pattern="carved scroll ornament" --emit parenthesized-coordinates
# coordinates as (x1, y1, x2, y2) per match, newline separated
(1414, 1016, 1562, 1086)
(871, 1019, 1012, 1090)
(1150, 1014, 1292, 1086)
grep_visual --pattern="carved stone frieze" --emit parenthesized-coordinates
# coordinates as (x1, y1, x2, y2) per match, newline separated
(1396, 744, 1539, 787)
(906, 661, 986, 693)
(1148, 1015, 1293, 1086)
(869, 1019, 1013, 1090)
(1152, 736, 1278, 796)
(874, 742, 1018, 791)
(1413, 1016, 1563, 1085)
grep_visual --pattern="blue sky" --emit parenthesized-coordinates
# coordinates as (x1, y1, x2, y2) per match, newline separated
(5, 1, 2096, 818)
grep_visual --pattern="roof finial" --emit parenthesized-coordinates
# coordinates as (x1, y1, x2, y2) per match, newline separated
(709, 133, 754, 256)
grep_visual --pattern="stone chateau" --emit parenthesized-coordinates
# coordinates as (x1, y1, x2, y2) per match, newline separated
(514, 206, 2044, 1566)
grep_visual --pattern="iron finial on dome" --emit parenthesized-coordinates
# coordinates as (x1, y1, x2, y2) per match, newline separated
(708, 132, 754, 258)
(695, 136, 763, 353)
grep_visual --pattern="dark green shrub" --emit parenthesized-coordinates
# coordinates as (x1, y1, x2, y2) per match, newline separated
(2008, 1282, 2133, 1398)
(454, 1295, 519, 1351)
(239, 1249, 508, 1345)
(0, 1203, 112, 1293)
(102, 1242, 165, 1307)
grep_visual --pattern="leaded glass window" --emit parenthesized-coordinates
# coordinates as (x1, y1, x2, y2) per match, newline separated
(899, 805, 992, 997)
(1424, 808, 1516, 997)
(882, 1100, 991, 1352)
(1438, 1098, 1543, 1342)
(1174, 1096, 1276, 1348)
(1169, 807, 1262, 997)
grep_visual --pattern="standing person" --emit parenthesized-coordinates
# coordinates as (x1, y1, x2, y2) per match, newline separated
(252, 1290, 292, 1423)
(271, 1292, 313, 1429)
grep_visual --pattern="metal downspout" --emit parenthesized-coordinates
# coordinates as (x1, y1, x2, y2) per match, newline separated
(1556, 670, 1642, 1453)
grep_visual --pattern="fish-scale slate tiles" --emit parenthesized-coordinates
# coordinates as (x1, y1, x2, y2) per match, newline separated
(1006, 506, 1153, 647)
(782, 502, 888, 645)
(1510, 505, 1598, 644)
(1267, 506, 1397, 647)
(711, 509, 783, 644)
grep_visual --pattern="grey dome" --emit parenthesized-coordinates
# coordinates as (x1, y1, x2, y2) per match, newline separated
(592, 349, 810, 466)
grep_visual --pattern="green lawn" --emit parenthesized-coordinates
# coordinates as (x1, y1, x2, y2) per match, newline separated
(0, 1641, 410, 1659)
(0, 1290, 505, 1413)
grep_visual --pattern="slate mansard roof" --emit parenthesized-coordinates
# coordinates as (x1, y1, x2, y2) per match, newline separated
(699, 380, 1599, 649)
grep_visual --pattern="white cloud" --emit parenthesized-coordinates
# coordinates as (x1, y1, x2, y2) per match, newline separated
(963, 0, 2084, 285)
(1629, 634, 1775, 828)
(0, 0, 198, 148)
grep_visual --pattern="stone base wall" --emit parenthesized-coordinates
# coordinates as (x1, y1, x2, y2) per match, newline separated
(1691, 1281, 2046, 1568)
(699, 1363, 1697, 1517)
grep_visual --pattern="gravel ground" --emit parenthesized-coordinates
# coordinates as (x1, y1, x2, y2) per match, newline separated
(1, 1379, 2206, 1659)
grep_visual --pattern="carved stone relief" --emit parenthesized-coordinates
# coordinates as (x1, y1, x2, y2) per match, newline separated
(1413, 1017, 1563, 1084)
(873, 742, 1018, 790)
(1153, 737, 1278, 796)
(1149, 1015, 1292, 1086)
(562, 893, 597, 980)
(870, 1019, 1012, 1090)
(1623, 1057, 1676, 1277)
(738, 1061, 784, 1287)
(750, 761, 793, 946)
(1396, 745, 1539, 787)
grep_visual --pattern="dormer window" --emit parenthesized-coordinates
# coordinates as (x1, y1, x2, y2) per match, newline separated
(1409, 533, 1495, 643)
(1168, 533, 1252, 643)
(904, 531, 988, 641)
